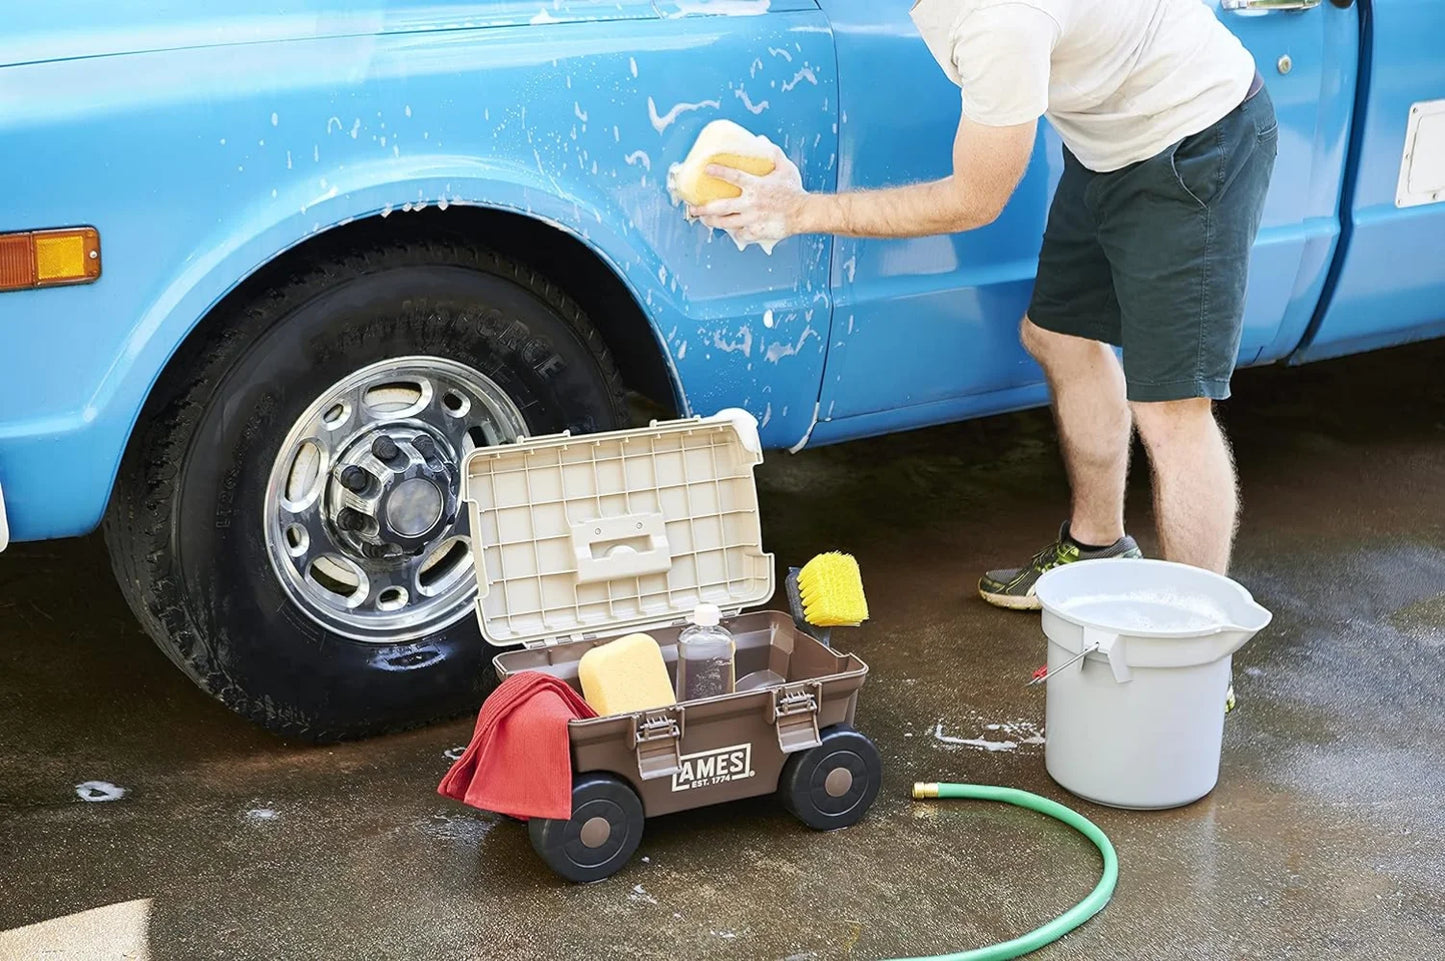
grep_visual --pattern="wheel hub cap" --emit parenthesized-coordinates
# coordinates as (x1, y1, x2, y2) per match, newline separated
(263, 356, 529, 642)
(824, 767, 854, 798)
(579, 816, 613, 848)
(328, 428, 459, 557)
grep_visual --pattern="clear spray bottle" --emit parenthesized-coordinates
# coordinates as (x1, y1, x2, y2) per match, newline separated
(675, 603, 736, 701)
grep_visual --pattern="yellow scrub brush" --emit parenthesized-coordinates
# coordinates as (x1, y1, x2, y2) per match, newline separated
(792, 552, 869, 628)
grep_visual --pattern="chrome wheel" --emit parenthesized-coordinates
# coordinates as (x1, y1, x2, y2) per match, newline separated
(264, 356, 527, 642)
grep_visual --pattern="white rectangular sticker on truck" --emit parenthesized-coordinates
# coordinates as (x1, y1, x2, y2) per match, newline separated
(1398, 100, 1445, 208)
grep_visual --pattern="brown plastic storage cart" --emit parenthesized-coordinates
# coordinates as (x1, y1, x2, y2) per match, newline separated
(463, 409, 879, 882)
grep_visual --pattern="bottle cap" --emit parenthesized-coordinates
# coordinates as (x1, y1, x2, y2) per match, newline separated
(691, 603, 721, 627)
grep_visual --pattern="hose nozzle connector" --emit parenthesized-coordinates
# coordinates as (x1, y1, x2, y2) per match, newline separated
(912, 782, 940, 799)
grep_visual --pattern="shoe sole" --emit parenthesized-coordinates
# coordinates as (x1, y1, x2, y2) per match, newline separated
(978, 588, 1042, 611)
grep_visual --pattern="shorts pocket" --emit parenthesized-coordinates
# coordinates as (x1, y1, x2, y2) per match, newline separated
(1248, 89, 1279, 142)
(1167, 125, 1226, 210)
(1161, 144, 1208, 208)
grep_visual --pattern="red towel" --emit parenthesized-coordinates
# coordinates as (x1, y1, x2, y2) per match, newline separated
(438, 671, 597, 821)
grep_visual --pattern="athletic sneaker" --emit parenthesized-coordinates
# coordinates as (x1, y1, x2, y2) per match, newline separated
(979, 523, 1142, 611)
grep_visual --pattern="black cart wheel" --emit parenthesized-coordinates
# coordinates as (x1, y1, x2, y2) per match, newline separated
(778, 725, 882, 831)
(529, 773, 645, 882)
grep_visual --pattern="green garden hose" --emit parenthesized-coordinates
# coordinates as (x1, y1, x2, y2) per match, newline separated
(890, 783, 1119, 961)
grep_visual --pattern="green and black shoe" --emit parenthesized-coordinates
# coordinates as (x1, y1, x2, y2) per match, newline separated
(979, 523, 1142, 611)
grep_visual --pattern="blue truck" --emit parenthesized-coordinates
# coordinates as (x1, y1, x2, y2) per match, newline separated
(1, 0, 1441, 737)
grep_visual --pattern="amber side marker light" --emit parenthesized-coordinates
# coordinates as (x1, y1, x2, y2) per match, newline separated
(0, 227, 101, 291)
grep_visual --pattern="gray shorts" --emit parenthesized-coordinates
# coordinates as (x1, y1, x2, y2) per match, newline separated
(1028, 87, 1278, 403)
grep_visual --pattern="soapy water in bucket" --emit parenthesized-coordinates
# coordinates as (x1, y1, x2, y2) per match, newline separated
(1053, 590, 1233, 635)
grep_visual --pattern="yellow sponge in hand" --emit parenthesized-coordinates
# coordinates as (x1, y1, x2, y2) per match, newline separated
(668, 119, 778, 206)
(678, 152, 777, 205)
(797, 552, 869, 627)
(578, 633, 677, 716)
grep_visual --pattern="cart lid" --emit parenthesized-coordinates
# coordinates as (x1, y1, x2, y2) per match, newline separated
(461, 409, 774, 648)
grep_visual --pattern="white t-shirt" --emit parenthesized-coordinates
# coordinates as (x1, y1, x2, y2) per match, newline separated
(910, 0, 1257, 172)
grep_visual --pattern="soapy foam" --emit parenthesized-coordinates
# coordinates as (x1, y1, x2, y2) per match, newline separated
(75, 780, 126, 802)
(667, 119, 783, 254)
(1056, 590, 1233, 635)
(673, 0, 770, 14)
(647, 96, 720, 134)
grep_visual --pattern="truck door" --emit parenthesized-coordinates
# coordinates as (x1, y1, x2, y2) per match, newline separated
(1291, 0, 1445, 362)
(809, 0, 1357, 445)
(809, 0, 1055, 442)
(1218, 0, 1362, 363)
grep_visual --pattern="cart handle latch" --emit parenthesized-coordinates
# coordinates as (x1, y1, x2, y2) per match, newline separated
(630, 707, 684, 781)
(768, 682, 823, 754)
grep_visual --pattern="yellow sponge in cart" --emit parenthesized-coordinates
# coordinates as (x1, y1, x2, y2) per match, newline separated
(578, 633, 677, 716)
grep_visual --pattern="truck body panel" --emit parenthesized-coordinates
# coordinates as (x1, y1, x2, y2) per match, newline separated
(1292, 0, 1445, 363)
(811, 0, 1363, 437)
(0, 5, 839, 540)
(1, 0, 1443, 546)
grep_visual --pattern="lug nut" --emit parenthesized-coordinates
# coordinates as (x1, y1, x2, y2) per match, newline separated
(337, 508, 367, 532)
(340, 465, 370, 493)
(412, 434, 436, 458)
(371, 436, 400, 462)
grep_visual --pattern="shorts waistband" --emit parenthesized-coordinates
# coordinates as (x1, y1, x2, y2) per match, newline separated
(1244, 69, 1265, 103)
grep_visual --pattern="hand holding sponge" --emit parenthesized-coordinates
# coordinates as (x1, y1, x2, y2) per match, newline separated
(667, 119, 777, 207)
(667, 119, 789, 254)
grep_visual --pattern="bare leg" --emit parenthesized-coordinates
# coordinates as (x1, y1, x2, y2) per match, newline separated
(1020, 318, 1131, 546)
(1132, 398, 1238, 573)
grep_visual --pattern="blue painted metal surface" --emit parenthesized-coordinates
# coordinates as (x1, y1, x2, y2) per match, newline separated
(811, 0, 1360, 441)
(1292, 0, 1445, 363)
(814, 0, 1054, 428)
(1222, 0, 1359, 366)
(0, 0, 1441, 545)
(0, 2, 837, 540)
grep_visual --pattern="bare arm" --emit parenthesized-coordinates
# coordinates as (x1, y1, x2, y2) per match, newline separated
(692, 112, 1036, 243)
(798, 115, 1036, 237)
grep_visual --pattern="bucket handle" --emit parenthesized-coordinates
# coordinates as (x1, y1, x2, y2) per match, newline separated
(1027, 628, 1129, 686)
(1027, 644, 1096, 686)
(1084, 627, 1131, 684)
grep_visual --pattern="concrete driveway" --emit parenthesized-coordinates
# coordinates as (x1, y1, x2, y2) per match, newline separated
(3, 343, 1444, 960)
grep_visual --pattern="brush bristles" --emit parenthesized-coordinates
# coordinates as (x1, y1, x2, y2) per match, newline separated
(796, 552, 869, 627)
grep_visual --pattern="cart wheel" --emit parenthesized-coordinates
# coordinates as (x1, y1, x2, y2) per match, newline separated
(778, 725, 882, 831)
(528, 773, 645, 883)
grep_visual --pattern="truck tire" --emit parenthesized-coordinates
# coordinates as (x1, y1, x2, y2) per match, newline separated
(103, 240, 627, 740)
(778, 725, 883, 831)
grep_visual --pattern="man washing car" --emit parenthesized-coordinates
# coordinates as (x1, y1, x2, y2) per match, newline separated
(692, 0, 1278, 608)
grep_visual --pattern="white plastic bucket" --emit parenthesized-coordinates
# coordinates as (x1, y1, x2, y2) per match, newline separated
(1034, 558, 1272, 809)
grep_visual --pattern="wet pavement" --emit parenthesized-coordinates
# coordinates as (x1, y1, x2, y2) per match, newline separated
(4, 342, 1445, 960)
